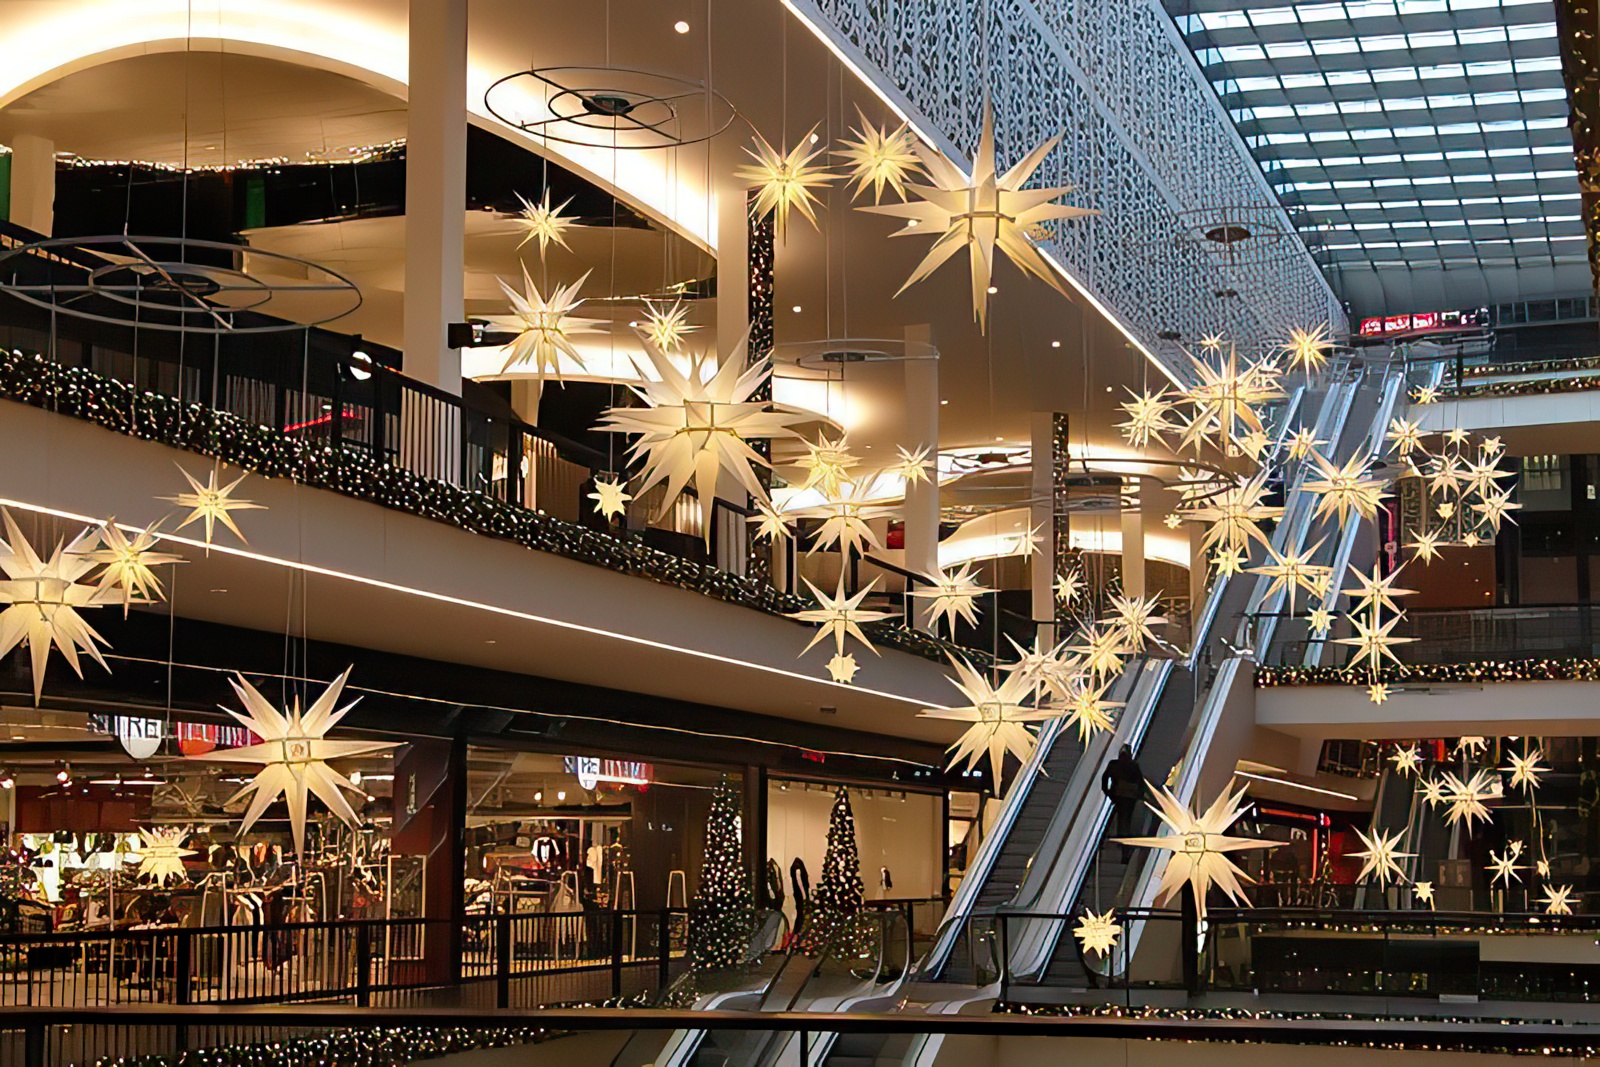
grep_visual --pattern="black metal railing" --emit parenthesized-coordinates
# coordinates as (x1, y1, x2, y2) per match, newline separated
(1271, 604, 1600, 669)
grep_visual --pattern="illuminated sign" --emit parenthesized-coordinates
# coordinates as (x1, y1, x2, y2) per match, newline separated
(90, 715, 164, 760)
(1359, 307, 1489, 338)
(563, 756, 651, 788)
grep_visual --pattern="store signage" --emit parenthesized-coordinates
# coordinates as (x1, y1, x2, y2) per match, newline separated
(1358, 307, 1488, 337)
(563, 756, 651, 788)
(89, 714, 164, 760)
(174, 721, 254, 756)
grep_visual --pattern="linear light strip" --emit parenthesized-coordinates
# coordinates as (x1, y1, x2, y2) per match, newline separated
(1236, 769, 1359, 801)
(0, 497, 951, 711)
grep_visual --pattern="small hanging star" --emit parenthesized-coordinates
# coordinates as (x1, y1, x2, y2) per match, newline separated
(1350, 826, 1414, 886)
(1054, 570, 1084, 605)
(892, 444, 936, 487)
(85, 520, 183, 614)
(749, 500, 794, 543)
(1287, 427, 1326, 460)
(1280, 324, 1331, 374)
(1413, 880, 1436, 907)
(1462, 532, 1481, 548)
(161, 466, 266, 545)
(1212, 545, 1248, 576)
(509, 189, 577, 258)
(1408, 529, 1443, 564)
(1456, 736, 1489, 758)
(1537, 858, 1551, 878)
(1073, 909, 1123, 956)
(1487, 848, 1526, 886)
(1307, 606, 1335, 634)
(1542, 884, 1576, 915)
(639, 299, 700, 352)
(1419, 777, 1446, 808)
(1502, 748, 1549, 792)
(1412, 384, 1439, 405)
(1389, 744, 1422, 776)
(736, 126, 837, 237)
(1480, 435, 1504, 456)
(1386, 417, 1425, 456)
(826, 653, 859, 685)
(1163, 513, 1183, 529)
(1444, 427, 1471, 449)
(788, 575, 894, 657)
(1367, 682, 1392, 705)
(587, 478, 632, 521)
(834, 110, 922, 203)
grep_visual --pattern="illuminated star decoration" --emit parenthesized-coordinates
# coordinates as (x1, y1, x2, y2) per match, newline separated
(1367, 682, 1393, 705)
(1487, 848, 1526, 886)
(1503, 748, 1549, 792)
(587, 478, 632, 522)
(1108, 593, 1167, 653)
(1350, 827, 1414, 887)
(1389, 744, 1422, 777)
(1187, 473, 1282, 553)
(484, 268, 602, 379)
(919, 657, 1053, 783)
(1408, 529, 1443, 564)
(735, 127, 837, 237)
(1542, 884, 1576, 916)
(909, 564, 992, 638)
(835, 110, 922, 203)
(1177, 344, 1284, 456)
(1538, 859, 1551, 878)
(1054, 569, 1084, 605)
(1114, 780, 1279, 923)
(161, 466, 265, 545)
(1073, 909, 1123, 956)
(1287, 427, 1325, 460)
(1281, 324, 1331, 375)
(1335, 612, 1415, 676)
(1386, 417, 1426, 456)
(1413, 881, 1436, 908)
(800, 475, 897, 558)
(1072, 624, 1130, 680)
(1342, 565, 1416, 617)
(0, 511, 118, 703)
(861, 103, 1095, 330)
(748, 500, 794, 543)
(509, 189, 576, 259)
(1456, 736, 1489, 758)
(640, 299, 700, 352)
(892, 444, 935, 487)
(1303, 450, 1390, 525)
(1412, 384, 1440, 405)
(1419, 777, 1447, 809)
(201, 668, 397, 855)
(1250, 541, 1331, 613)
(1212, 545, 1248, 577)
(826, 654, 859, 685)
(1440, 769, 1498, 829)
(1307, 606, 1335, 634)
(599, 334, 804, 542)
(1163, 513, 1183, 530)
(788, 575, 894, 660)
(1051, 672, 1123, 742)
(796, 433, 861, 497)
(1117, 388, 1179, 448)
(84, 520, 183, 615)
(134, 827, 195, 887)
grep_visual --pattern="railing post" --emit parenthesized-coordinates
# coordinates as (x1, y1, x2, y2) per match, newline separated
(658, 909, 670, 992)
(174, 929, 192, 1005)
(997, 915, 1010, 1004)
(496, 913, 512, 1009)
(355, 922, 372, 1007)
(611, 910, 625, 1000)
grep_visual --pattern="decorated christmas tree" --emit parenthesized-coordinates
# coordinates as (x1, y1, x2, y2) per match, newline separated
(801, 787, 865, 954)
(689, 778, 756, 969)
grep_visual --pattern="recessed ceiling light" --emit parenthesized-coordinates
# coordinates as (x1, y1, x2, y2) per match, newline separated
(792, 305, 803, 313)
(940, 399, 949, 405)
(1051, 340, 1061, 348)
(986, 286, 998, 294)
(994, 436, 1003, 442)
(673, 20, 690, 33)
(1105, 386, 1113, 393)
(210, 588, 227, 593)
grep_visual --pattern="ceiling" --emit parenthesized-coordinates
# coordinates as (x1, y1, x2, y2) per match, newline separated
(1163, 0, 1589, 316)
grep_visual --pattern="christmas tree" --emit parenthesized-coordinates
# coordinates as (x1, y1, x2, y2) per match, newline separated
(800, 787, 865, 954)
(689, 778, 756, 969)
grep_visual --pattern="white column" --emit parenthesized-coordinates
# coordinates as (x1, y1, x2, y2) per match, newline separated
(716, 191, 750, 349)
(1030, 412, 1057, 646)
(903, 324, 939, 632)
(1120, 477, 1146, 600)
(403, 0, 466, 394)
(1189, 522, 1209, 633)
(9, 134, 54, 236)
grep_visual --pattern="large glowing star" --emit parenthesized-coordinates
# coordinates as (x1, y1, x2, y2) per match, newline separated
(599, 334, 804, 543)
(0, 511, 118, 703)
(509, 190, 576, 259)
(135, 827, 195, 886)
(482, 268, 603, 380)
(788, 575, 894, 661)
(735, 127, 837, 237)
(85, 521, 183, 615)
(909, 564, 992, 637)
(860, 104, 1095, 330)
(919, 657, 1052, 783)
(161, 466, 265, 545)
(1350, 827, 1414, 887)
(201, 668, 396, 855)
(835, 110, 922, 203)
(1114, 780, 1279, 923)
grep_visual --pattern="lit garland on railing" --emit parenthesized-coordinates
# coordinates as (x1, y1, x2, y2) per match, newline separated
(1459, 355, 1600, 380)
(1256, 657, 1600, 689)
(1443, 374, 1600, 402)
(93, 1024, 553, 1067)
(0, 349, 980, 666)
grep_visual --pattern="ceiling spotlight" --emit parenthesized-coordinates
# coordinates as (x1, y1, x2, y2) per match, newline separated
(557, 790, 567, 802)
(1051, 340, 1061, 348)
(534, 790, 543, 803)
(673, 19, 691, 33)
(940, 399, 949, 405)
(986, 286, 998, 294)
(349, 347, 374, 381)
(791, 305, 803, 313)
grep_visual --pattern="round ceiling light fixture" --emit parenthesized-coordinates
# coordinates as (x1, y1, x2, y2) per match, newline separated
(484, 66, 737, 150)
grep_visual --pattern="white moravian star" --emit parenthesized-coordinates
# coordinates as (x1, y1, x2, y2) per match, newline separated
(1350, 826, 1414, 887)
(1487, 848, 1526, 886)
(835, 110, 923, 204)
(1302, 449, 1389, 525)
(587, 478, 632, 522)
(735, 127, 837, 237)
(1073, 909, 1123, 956)
(909, 564, 992, 637)
(0, 511, 120, 703)
(1440, 769, 1498, 829)
(788, 575, 894, 660)
(859, 104, 1095, 330)
(1389, 743, 1422, 777)
(135, 827, 195, 886)
(161, 466, 265, 545)
(84, 520, 183, 614)
(483, 267, 603, 380)
(1542, 884, 1576, 916)
(200, 668, 397, 855)
(919, 656, 1053, 783)
(599, 334, 804, 543)
(508, 189, 577, 258)
(1503, 748, 1549, 792)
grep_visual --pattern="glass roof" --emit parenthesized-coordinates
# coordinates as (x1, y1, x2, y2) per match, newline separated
(1164, 0, 1584, 289)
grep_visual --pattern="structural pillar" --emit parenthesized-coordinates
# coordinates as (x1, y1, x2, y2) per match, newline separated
(390, 735, 467, 985)
(9, 134, 54, 236)
(903, 325, 939, 631)
(1189, 522, 1209, 633)
(1120, 477, 1146, 600)
(403, 0, 466, 393)
(1030, 412, 1059, 646)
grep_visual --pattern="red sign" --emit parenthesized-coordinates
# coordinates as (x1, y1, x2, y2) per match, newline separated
(1383, 314, 1412, 333)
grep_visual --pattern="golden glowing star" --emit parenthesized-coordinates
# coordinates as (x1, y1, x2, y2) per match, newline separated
(1444, 427, 1471, 449)
(1054, 570, 1084, 605)
(835, 110, 922, 203)
(1117, 388, 1179, 449)
(1472, 489, 1520, 531)
(1412, 384, 1439, 405)
(1503, 748, 1549, 792)
(1542, 884, 1576, 916)
(1436, 501, 1457, 521)
(1251, 541, 1332, 613)
(134, 827, 195, 887)
(1538, 859, 1551, 878)
(749, 500, 794, 543)
(1456, 736, 1489, 758)
(509, 189, 576, 258)
(1114, 780, 1279, 923)
(826, 653, 859, 686)
(1462, 532, 1481, 548)
(801, 475, 897, 558)
(1342, 565, 1416, 617)
(893, 444, 936, 487)
(0, 511, 118, 703)
(1307, 606, 1335, 634)
(1408, 529, 1443, 564)
(1212, 545, 1248, 577)
(1487, 848, 1526, 886)
(1440, 769, 1497, 829)
(1005, 634, 1075, 692)
(1188, 473, 1283, 553)
(796, 433, 861, 497)
(1386, 417, 1425, 456)
(1163, 513, 1183, 530)
(1480, 435, 1504, 456)
(1177, 345, 1284, 455)
(735, 127, 837, 237)
(84, 520, 182, 615)
(161, 467, 265, 545)
(1287, 427, 1325, 460)
(202, 668, 396, 855)
(919, 656, 1053, 782)
(1413, 880, 1436, 907)
(1351, 827, 1414, 886)
(1389, 744, 1422, 777)
(1462, 458, 1515, 498)
(860, 104, 1095, 330)
(1367, 682, 1393, 705)
(1303, 450, 1389, 525)
(1108, 593, 1167, 653)
(587, 478, 632, 521)
(599, 334, 805, 542)
(1281, 324, 1331, 374)
(1420, 777, 1446, 808)
(1073, 909, 1123, 956)
(1336, 612, 1415, 675)
(910, 564, 992, 637)
(640, 299, 700, 352)
(789, 575, 894, 658)
(484, 268, 604, 380)
(1071, 624, 1130, 680)
(1051, 672, 1123, 742)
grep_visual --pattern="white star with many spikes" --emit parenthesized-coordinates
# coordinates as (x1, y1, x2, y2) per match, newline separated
(1303, 450, 1389, 525)
(795, 433, 861, 497)
(1074, 909, 1123, 956)
(919, 656, 1053, 783)
(1503, 748, 1549, 792)
(483, 268, 603, 380)
(1251, 541, 1332, 613)
(1412, 384, 1440, 404)
(910, 564, 991, 638)
(1350, 827, 1414, 887)
(1117, 388, 1179, 449)
(1188, 473, 1283, 553)
(509, 189, 576, 258)
(639, 299, 700, 352)
(788, 575, 894, 659)
(1054, 569, 1084, 605)
(1386, 417, 1426, 456)
(736, 127, 837, 237)
(134, 827, 195, 887)
(1050, 672, 1123, 742)
(891, 443, 936, 487)
(1071, 624, 1130, 680)
(0, 511, 119, 703)
(1390, 744, 1422, 776)
(800, 475, 897, 559)
(1108, 593, 1167, 653)
(1456, 736, 1489, 758)
(1414, 880, 1436, 907)
(748, 499, 794, 543)
(1342, 565, 1416, 617)
(1280, 324, 1331, 375)
(835, 109, 922, 203)
(1336, 612, 1415, 676)
(1487, 848, 1526, 886)
(587, 478, 632, 522)
(84, 520, 182, 615)
(1408, 529, 1443, 564)
(1543, 884, 1576, 915)
(161, 466, 265, 545)
(1440, 769, 1497, 829)
(1287, 427, 1326, 460)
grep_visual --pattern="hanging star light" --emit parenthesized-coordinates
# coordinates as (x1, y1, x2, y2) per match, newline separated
(1503, 748, 1549, 792)
(1114, 780, 1279, 923)
(1408, 529, 1443, 565)
(134, 827, 195, 887)
(919, 656, 1052, 782)
(1440, 769, 1497, 829)
(1287, 427, 1326, 461)
(789, 575, 894, 659)
(1004, 635, 1078, 700)
(1051, 672, 1123, 742)
(826, 653, 859, 685)
(599, 334, 805, 542)
(84, 520, 182, 615)
(891, 444, 935, 487)
(860, 103, 1094, 329)
(1073, 909, 1123, 956)
(1487, 848, 1526, 886)
(639, 299, 700, 352)
(1436, 501, 1457, 521)
(1413, 881, 1436, 908)
(1412, 384, 1440, 405)
(1163, 513, 1183, 530)
(1390, 744, 1423, 777)
(1280, 324, 1331, 375)
(735, 127, 837, 237)
(1343, 565, 1416, 617)
(1462, 532, 1481, 548)
(1251, 541, 1332, 613)
(1472, 489, 1521, 531)
(1427, 453, 1465, 497)
(1335, 611, 1415, 675)
(1303, 450, 1390, 525)
(796, 433, 861, 497)
(1177, 345, 1284, 455)
(1118, 388, 1179, 449)
(1072, 624, 1130, 680)
(202, 668, 397, 855)
(587, 478, 632, 522)
(1543, 884, 1575, 915)
(1305, 606, 1335, 635)
(1350, 827, 1414, 887)
(1443, 427, 1471, 450)
(801, 475, 897, 558)
(161, 467, 265, 545)
(1456, 736, 1489, 758)
(1386, 418, 1426, 456)
(909, 564, 992, 637)
(1367, 682, 1393, 705)
(835, 109, 922, 203)
(1212, 545, 1249, 577)
(1538, 858, 1551, 878)
(1462, 458, 1515, 499)
(0, 511, 118, 703)
(483, 268, 602, 379)
(749, 500, 794, 543)
(509, 189, 577, 258)
(1419, 777, 1447, 808)
(1188, 473, 1282, 553)
(1054, 569, 1084, 605)
(1237, 430, 1271, 463)
(1108, 593, 1167, 653)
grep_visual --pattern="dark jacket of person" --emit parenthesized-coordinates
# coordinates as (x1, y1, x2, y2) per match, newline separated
(1102, 747, 1146, 801)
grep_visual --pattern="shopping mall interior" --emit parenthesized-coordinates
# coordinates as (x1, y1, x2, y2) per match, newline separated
(2, 0, 1600, 1064)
